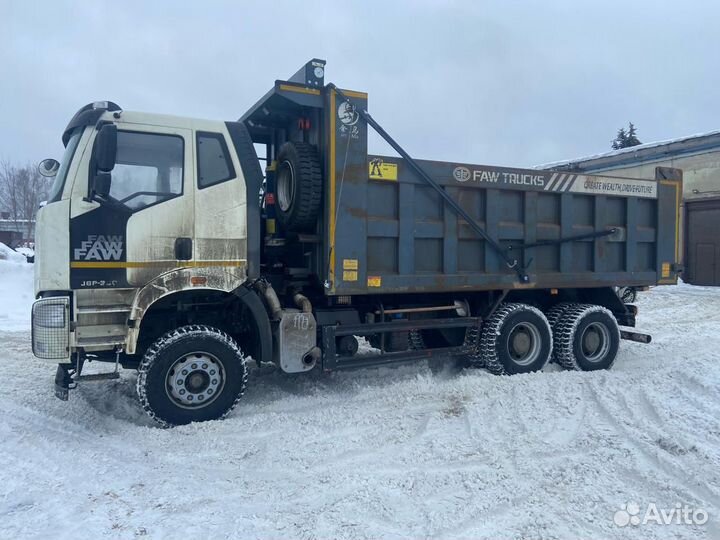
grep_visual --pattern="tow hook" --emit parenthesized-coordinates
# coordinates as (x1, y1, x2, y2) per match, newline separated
(620, 330, 652, 344)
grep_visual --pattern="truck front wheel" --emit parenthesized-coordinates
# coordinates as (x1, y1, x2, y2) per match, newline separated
(479, 303, 552, 375)
(136, 325, 248, 426)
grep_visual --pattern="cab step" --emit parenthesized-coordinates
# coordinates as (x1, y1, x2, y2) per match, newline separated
(75, 372, 121, 382)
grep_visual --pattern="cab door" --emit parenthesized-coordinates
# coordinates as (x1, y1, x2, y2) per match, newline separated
(69, 124, 194, 289)
(193, 129, 247, 272)
(121, 126, 194, 287)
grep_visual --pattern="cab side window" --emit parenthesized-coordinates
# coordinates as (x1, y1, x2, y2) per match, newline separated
(197, 132, 236, 189)
(109, 131, 184, 211)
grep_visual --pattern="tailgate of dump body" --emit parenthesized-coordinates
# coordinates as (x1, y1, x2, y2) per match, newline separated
(327, 143, 682, 295)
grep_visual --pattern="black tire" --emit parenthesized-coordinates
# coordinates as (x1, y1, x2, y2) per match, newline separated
(553, 305, 620, 371)
(479, 303, 552, 375)
(137, 325, 248, 427)
(620, 287, 637, 304)
(274, 142, 322, 232)
(545, 302, 573, 363)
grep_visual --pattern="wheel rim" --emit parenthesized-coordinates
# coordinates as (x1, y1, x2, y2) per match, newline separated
(276, 160, 295, 212)
(580, 322, 611, 362)
(166, 352, 225, 409)
(506, 322, 542, 366)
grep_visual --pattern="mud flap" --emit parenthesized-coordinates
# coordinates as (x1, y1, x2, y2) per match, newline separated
(54, 364, 75, 401)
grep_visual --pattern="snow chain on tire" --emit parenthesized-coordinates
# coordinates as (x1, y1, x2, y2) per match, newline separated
(479, 303, 552, 375)
(545, 302, 574, 363)
(552, 304, 620, 371)
(408, 329, 425, 351)
(409, 327, 480, 373)
(137, 325, 248, 427)
(620, 287, 637, 304)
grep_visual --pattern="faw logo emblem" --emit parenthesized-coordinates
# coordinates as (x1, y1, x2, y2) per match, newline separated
(74, 235, 123, 261)
(453, 166, 471, 182)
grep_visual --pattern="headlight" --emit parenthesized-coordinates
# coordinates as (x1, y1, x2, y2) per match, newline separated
(34, 302, 66, 328)
(32, 297, 70, 360)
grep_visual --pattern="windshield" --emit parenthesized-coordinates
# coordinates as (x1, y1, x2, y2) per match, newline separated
(108, 130, 184, 211)
(47, 127, 82, 203)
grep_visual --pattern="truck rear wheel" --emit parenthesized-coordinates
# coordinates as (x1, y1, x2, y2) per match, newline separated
(545, 302, 573, 363)
(137, 325, 248, 426)
(479, 303, 552, 375)
(553, 305, 620, 371)
(275, 142, 322, 232)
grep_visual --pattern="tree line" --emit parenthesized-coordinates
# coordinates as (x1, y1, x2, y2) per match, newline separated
(0, 161, 52, 241)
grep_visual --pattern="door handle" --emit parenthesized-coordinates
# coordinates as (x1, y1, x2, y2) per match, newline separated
(175, 237, 192, 261)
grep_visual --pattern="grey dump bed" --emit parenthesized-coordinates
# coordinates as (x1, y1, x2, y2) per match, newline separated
(331, 156, 681, 295)
(242, 74, 682, 296)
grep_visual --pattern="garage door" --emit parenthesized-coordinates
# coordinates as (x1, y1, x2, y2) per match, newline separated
(686, 198, 720, 286)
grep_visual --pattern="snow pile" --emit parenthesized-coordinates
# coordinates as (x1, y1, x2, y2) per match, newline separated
(0, 241, 27, 263)
(0, 242, 34, 331)
(14, 246, 34, 258)
(0, 283, 719, 538)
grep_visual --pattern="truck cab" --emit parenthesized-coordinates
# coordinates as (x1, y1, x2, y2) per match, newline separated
(34, 102, 260, 346)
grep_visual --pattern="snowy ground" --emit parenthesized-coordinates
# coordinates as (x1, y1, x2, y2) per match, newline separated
(1, 260, 719, 539)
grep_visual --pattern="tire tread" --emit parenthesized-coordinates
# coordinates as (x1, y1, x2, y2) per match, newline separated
(136, 325, 248, 427)
(553, 304, 620, 371)
(276, 142, 322, 232)
(479, 303, 552, 375)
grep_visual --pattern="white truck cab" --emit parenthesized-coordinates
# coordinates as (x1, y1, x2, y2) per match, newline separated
(32, 101, 272, 424)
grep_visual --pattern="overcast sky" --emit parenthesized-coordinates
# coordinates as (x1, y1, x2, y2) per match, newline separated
(1, 0, 717, 168)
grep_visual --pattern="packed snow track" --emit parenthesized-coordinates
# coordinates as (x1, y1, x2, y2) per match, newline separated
(1, 283, 719, 539)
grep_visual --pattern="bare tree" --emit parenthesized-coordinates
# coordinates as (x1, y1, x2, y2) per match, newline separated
(0, 160, 52, 241)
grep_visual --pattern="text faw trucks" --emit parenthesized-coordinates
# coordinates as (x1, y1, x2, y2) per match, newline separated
(31, 60, 682, 426)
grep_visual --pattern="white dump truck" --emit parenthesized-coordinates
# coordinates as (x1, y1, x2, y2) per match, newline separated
(31, 60, 681, 425)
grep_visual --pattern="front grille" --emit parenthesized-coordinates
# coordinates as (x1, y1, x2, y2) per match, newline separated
(32, 297, 70, 360)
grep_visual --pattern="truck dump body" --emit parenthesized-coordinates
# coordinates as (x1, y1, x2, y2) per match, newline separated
(242, 70, 681, 297)
(332, 156, 681, 294)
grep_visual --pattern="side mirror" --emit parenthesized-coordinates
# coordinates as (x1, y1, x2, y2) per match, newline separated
(93, 171, 111, 199)
(94, 124, 117, 172)
(38, 158, 60, 177)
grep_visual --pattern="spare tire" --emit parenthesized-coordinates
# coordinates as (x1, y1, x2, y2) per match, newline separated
(274, 142, 322, 232)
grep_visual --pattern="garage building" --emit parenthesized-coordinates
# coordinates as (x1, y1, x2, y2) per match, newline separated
(540, 131, 720, 286)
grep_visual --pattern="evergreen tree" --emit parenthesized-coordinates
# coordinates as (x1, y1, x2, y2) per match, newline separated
(611, 127, 628, 150)
(611, 122, 642, 149)
(626, 122, 641, 147)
